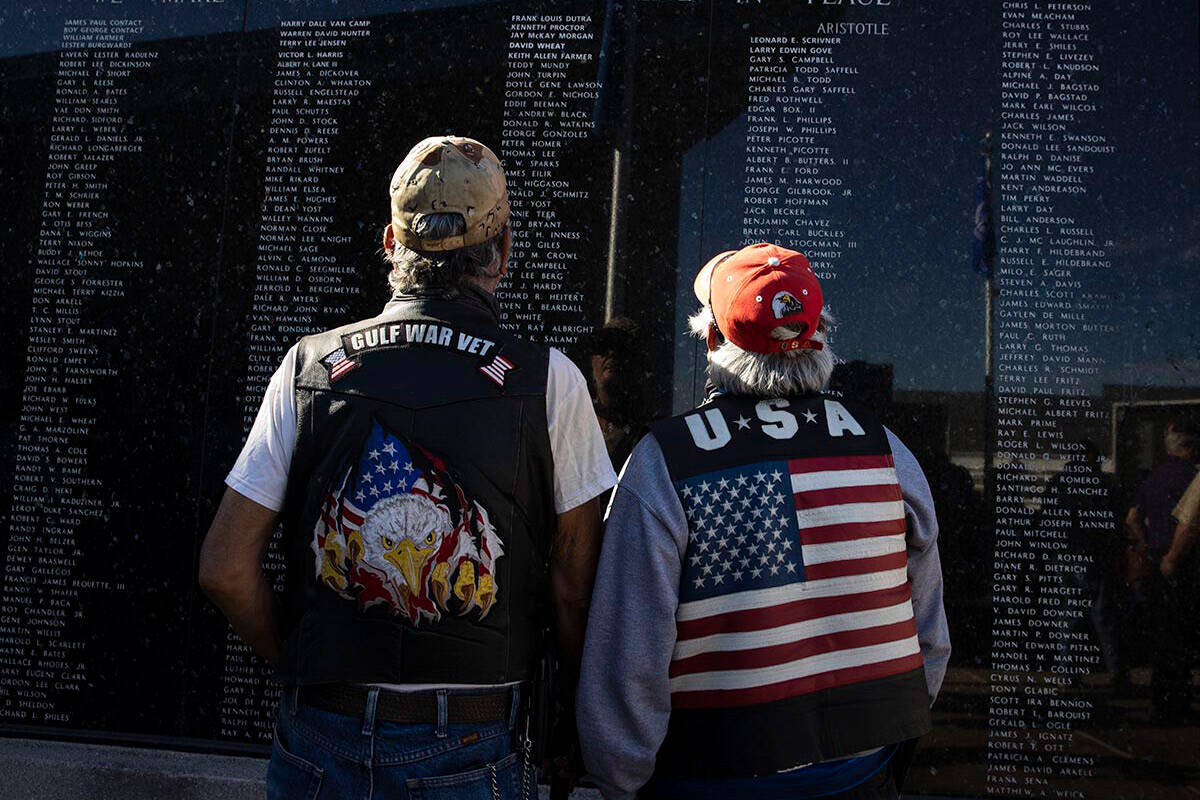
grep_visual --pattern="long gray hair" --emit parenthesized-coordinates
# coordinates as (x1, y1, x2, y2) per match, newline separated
(688, 306, 836, 396)
(385, 213, 503, 293)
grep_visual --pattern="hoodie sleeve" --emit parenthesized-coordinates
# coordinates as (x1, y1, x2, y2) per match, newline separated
(577, 435, 689, 799)
(886, 428, 951, 704)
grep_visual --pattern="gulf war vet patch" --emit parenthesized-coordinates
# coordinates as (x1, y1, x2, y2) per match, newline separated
(320, 321, 518, 389)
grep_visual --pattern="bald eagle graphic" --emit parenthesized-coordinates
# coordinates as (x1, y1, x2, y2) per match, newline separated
(312, 420, 503, 624)
(771, 290, 805, 319)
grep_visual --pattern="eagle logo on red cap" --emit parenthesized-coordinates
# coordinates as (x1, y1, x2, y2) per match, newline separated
(771, 291, 805, 319)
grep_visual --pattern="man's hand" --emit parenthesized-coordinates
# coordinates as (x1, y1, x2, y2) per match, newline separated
(199, 488, 283, 663)
(1160, 553, 1177, 578)
(550, 496, 603, 687)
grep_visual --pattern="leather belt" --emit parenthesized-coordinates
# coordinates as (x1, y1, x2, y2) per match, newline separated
(299, 683, 512, 725)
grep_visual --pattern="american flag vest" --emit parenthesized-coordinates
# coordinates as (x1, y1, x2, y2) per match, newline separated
(650, 392, 930, 778)
(275, 288, 556, 686)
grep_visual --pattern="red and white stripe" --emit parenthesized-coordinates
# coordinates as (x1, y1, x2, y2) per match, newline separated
(319, 491, 364, 533)
(670, 454, 919, 709)
(479, 355, 514, 387)
(330, 357, 358, 381)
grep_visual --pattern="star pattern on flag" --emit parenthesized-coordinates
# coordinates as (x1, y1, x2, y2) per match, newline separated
(363, 456, 415, 487)
(668, 441, 917, 709)
(349, 426, 435, 512)
(677, 461, 804, 601)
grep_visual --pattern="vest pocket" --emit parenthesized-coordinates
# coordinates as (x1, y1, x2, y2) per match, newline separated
(267, 726, 325, 800)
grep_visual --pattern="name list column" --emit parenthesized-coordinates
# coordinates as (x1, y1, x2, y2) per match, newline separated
(222, 18, 371, 743)
(499, 13, 598, 346)
(741, 21, 892, 282)
(988, 2, 1113, 796)
(2, 19, 152, 727)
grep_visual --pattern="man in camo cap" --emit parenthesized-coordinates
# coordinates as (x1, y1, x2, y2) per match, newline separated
(202, 136, 614, 798)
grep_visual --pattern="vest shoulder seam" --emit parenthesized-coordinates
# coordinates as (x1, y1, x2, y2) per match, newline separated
(613, 482, 685, 556)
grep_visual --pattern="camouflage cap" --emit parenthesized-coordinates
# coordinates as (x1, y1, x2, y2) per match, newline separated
(389, 136, 510, 252)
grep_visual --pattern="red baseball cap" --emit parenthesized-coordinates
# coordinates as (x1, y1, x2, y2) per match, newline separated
(693, 243, 823, 354)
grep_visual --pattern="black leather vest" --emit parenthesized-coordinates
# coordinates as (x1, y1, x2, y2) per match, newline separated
(650, 392, 930, 778)
(275, 287, 555, 686)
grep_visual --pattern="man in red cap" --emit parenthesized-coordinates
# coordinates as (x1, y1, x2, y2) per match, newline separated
(577, 244, 950, 799)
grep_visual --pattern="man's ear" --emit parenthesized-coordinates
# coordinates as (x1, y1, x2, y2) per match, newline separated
(382, 222, 396, 252)
(706, 323, 720, 352)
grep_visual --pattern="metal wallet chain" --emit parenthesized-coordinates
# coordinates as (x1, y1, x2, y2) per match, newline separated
(519, 725, 534, 800)
(489, 720, 534, 800)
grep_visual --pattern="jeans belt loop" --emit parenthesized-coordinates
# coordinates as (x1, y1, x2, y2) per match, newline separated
(288, 686, 300, 717)
(507, 684, 521, 729)
(362, 687, 381, 735)
(435, 690, 449, 738)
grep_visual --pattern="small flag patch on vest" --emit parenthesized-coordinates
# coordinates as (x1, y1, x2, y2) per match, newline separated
(479, 354, 515, 387)
(322, 347, 360, 382)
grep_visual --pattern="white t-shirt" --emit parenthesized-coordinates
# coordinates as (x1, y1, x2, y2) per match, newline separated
(226, 345, 617, 515)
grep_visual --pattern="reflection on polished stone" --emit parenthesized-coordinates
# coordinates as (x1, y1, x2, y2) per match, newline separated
(0, 1, 1196, 798)
(917, 667, 1200, 798)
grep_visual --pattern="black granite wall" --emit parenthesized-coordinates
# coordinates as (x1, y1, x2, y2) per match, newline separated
(1, 1, 1197, 796)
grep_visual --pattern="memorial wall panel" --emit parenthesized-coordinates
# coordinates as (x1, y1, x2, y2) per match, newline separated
(620, 1, 1199, 797)
(0, 2, 245, 742)
(1, 0, 610, 750)
(1, 0, 1198, 796)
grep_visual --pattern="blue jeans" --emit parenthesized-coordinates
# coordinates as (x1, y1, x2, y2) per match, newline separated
(650, 746, 898, 800)
(267, 686, 536, 800)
